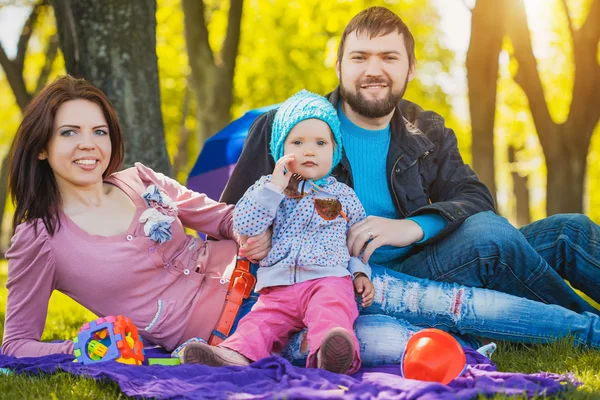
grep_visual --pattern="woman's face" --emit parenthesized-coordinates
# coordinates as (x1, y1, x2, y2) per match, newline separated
(40, 99, 112, 190)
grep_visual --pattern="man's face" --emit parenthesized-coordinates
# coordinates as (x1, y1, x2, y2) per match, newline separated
(336, 31, 415, 119)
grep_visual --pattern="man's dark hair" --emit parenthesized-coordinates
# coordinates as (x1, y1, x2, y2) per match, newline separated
(337, 6, 416, 68)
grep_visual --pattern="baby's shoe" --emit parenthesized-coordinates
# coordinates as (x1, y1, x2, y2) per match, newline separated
(317, 327, 355, 374)
(183, 342, 251, 367)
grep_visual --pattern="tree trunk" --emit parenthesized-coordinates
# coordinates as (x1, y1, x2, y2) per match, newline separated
(466, 0, 506, 209)
(544, 133, 589, 215)
(508, 146, 531, 226)
(51, 0, 171, 174)
(173, 86, 193, 177)
(182, 0, 243, 150)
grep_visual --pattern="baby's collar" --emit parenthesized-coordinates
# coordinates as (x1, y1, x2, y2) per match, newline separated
(308, 175, 334, 188)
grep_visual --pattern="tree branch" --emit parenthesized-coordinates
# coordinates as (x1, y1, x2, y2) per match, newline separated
(560, 0, 575, 40)
(577, 0, 600, 45)
(15, 0, 46, 71)
(506, 0, 555, 150)
(182, 0, 215, 68)
(220, 0, 243, 79)
(51, 0, 82, 77)
(35, 33, 59, 93)
(459, 0, 473, 12)
(0, 41, 12, 71)
(0, 41, 31, 110)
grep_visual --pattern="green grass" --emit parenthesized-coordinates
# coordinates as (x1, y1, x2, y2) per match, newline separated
(1, 261, 599, 399)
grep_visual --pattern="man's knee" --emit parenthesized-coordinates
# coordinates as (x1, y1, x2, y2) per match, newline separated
(459, 211, 529, 259)
(546, 213, 598, 235)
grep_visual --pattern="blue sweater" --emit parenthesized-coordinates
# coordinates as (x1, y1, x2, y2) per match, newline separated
(338, 107, 446, 269)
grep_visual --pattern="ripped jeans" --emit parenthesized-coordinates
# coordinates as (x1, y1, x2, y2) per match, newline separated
(278, 265, 600, 366)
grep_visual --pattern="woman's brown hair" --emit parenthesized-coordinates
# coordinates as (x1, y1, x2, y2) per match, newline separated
(9, 75, 125, 235)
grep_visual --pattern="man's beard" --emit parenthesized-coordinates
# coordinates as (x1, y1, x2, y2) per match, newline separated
(339, 75, 408, 119)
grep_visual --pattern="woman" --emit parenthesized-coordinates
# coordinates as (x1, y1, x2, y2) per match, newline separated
(3, 76, 600, 364)
(2, 75, 270, 357)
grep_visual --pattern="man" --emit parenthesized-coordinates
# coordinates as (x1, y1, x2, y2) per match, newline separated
(222, 6, 600, 315)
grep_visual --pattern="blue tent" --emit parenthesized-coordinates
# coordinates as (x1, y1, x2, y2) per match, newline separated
(187, 105, 277, 202)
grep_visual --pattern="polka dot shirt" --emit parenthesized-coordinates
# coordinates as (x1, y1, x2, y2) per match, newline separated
(233, 175, 370, 291)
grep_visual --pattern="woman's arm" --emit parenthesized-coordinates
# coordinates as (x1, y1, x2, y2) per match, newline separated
(2, 222, 73, 357)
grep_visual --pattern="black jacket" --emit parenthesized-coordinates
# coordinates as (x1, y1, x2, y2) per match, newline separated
(220, 88, 496, 245)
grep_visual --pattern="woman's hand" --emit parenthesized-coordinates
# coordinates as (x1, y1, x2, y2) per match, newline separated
(238, 228, 272, 262)
(354, 273, 374, 307)
(347, 216, 424, 263)
(270, 154, 295, 192)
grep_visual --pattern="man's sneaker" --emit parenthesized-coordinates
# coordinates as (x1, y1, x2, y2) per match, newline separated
(182, 342, 251, 367)
(316, 327, 355, 374)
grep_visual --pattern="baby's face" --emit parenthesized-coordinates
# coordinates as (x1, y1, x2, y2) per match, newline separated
(282, 119, 334, 181)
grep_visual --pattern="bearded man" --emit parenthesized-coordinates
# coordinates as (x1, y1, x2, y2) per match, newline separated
(221, 6, 600, 316)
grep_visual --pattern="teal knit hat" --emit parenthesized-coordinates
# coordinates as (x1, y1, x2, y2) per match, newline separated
(271, 90, 342, 179)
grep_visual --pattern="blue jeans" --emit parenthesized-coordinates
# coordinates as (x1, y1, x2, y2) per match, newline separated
(395, 212, 600, 316)
(278, 265, 600, 366)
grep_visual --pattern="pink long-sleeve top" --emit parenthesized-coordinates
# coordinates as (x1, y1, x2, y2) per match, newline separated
(2, 163, 238, 357)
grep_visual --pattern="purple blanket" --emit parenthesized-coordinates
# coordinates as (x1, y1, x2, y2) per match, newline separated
(0, 347, 578, 399)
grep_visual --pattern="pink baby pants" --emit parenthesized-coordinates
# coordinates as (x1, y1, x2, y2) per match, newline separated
(219, 275, 361, 373)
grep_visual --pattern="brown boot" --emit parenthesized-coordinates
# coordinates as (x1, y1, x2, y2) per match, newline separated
(183, 342, 251, 367)
(316, 327, 355, 374)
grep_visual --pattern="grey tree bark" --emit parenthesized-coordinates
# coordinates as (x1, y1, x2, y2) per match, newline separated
(51, 0, 171, 174)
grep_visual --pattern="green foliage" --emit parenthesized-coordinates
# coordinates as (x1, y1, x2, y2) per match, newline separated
(0, 79, 22, 151)
(156, 0, 195, 181)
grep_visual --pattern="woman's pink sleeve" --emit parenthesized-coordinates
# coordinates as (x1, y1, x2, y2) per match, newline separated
(1, 222, 73, 357)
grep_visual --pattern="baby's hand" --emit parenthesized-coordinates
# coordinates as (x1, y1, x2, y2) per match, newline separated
(353, 273, 374, 308)
(270, 154, 295, 192)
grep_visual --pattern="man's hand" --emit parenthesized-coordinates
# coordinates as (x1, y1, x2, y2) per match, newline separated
(354, 273, 374, 307)
(347, 216, 424, 263)
(270, 154, 295, 192)
(238, 228, 272, 262)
